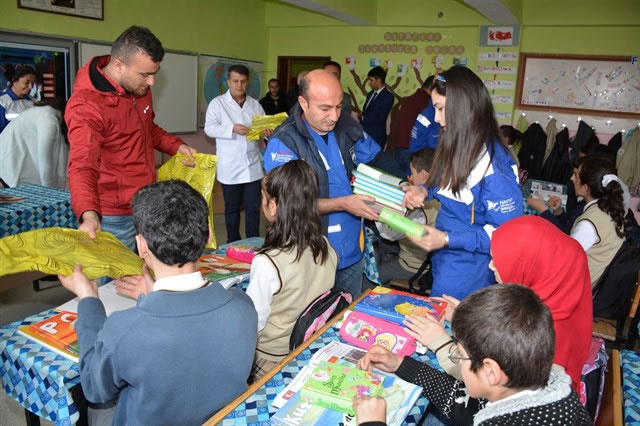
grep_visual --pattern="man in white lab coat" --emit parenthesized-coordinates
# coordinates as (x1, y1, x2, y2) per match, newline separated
(204, 65, 270, 242)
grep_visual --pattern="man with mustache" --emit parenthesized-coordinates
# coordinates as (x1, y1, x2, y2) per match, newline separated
(66, 26, 196, 251)
(263, 69, 402, 298)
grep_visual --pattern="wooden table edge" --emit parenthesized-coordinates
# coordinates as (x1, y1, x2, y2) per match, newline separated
(203, 289, 372, 425)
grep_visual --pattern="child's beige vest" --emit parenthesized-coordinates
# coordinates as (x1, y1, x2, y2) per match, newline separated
(256, 241, 337, 362)
(571, 203, 624, 286)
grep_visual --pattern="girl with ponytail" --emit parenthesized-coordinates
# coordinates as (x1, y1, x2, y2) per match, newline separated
(570, 156, 628, 286)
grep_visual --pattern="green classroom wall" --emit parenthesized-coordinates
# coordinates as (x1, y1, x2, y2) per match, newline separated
(0, 0, 267, 62)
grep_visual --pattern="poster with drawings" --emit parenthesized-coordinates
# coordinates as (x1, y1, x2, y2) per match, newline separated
(517, 54, 640, 117)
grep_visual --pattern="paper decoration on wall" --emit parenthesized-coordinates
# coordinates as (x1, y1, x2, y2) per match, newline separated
(491, 95, 514, 104)
(453, 56, 468, 66)
(411, 59, 423, 70)
(479, 52, 517, 61)
(384, 60, 393, 69)
(420, 32, 427, 41)
(433, 33, 442, 41)
(434, 46, 440, 54)
(480, 26, 521, 46)
(370, 58, 382, 67)
(425, 46, 433, 54)
(483, 79, 515, 89)
(432, 55, 445, 69)
(358, 45, 365, 53)
(495, 111, 512, 119)
(397, 64, 409, 76)
(346, 56, 356, 70)
(384, 32, 392, 40)
(457, 46, 465, 54)
(477, 65, 516, 74)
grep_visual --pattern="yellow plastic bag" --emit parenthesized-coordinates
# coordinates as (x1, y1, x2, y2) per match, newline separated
(157, 153, 218, 249)
(0, 227, 144, 279)
(246, 112, 288, 141)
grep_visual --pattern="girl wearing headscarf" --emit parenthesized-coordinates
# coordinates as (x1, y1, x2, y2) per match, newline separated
(404, 215, 592, 393)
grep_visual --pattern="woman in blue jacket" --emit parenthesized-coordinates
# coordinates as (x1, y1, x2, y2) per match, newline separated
(403, 67, 523, 300)
(0, 64, 36, 134)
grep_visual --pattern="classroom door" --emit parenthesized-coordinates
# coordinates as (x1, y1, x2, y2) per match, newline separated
(277, 56, 332, 93)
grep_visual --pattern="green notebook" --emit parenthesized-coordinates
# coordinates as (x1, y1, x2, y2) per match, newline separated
(300, 361, 384, 414)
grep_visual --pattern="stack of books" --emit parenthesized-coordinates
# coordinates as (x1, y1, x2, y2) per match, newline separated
(352, 163, 405, 215)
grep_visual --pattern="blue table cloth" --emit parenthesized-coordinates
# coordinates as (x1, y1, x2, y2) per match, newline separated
(621, 349, 640, 425)
(0, 184, 77, 238)
(0, 310, 81, 426)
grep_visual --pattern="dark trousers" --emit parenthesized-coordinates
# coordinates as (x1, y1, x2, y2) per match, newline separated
(221, 179, 262, 243)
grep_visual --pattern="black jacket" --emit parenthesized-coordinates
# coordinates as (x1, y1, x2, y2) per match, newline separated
(518, 123, 547, 180)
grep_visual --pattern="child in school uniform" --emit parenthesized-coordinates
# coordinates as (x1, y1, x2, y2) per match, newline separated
(58, 180, 258, 425)
(375, 148, 440, 285)
(246, 160, 338, 380)
(355, 284, 592, 426)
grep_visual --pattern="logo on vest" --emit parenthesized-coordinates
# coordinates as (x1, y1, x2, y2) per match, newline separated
(487, 198, 516, 214)
(270, 151, 295, 163)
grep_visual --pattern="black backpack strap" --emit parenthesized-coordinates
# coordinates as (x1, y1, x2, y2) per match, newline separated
(408, 253, 431, 294)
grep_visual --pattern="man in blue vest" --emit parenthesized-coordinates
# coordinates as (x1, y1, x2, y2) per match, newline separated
(264, 69, 403, 298)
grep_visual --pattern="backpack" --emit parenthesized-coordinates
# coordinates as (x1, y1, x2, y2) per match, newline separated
(288, 288, 353, 351)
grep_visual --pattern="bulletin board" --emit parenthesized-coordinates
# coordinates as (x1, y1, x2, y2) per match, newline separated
(516, 53, 640, 118)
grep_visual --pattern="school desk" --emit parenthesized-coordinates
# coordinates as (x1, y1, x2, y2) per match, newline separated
(0, 184, 77, 238)
(204, 289, 447, 426)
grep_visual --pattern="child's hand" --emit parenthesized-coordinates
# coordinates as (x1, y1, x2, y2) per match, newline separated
(358, 345, 403, 373)
(402, 185, 427, 209)
(547, 196, 563, 215)
(353, 396, 387, 424)
(115, 265, 155, 300)
(436, 294, 460, 322)
(403, 314, 448, 347)
(58, 265, 99, 299)
(526, 195, 547, 213)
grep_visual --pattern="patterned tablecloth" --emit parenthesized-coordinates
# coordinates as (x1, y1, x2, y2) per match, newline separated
(0, 184, 77, 238)
(621, 349, 640, 425)
(0, 310, 81, 426)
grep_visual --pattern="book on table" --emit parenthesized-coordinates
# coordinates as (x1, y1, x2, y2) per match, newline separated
(18, 311, 80, 363)
(271, 341, 423, 426)
(354, 286, 448, 324)
(300, 361, 384, 414)
(197, 253, 250, 288)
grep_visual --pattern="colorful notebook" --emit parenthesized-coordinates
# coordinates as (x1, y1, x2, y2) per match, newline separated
(300, 361, 383, 414)
(225, 245, 258, 263)
(354, 286, 447, 324)
(340, 310, 417, 356)
(18, 311, 80, 363)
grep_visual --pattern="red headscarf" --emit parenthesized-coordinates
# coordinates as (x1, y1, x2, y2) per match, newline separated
(491, 216, 592, 392)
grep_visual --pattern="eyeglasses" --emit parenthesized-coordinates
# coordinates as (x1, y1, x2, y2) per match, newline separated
(447, 338, 472, 364)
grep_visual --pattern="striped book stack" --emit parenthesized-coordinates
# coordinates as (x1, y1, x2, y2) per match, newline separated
(352, 163, 406, 215)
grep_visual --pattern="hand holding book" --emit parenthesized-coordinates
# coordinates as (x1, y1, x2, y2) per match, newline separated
(353, 396, 387, 425)
(357, 345, 403, 374)
(407, 225, 447, 252)
(402, 185, 428, 209)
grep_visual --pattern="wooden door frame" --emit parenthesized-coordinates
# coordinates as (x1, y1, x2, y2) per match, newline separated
(277, 56, 332, 93)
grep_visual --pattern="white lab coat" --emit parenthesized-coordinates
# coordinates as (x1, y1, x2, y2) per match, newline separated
(204, 90, 265, 184)
(0, 106, 68, 188)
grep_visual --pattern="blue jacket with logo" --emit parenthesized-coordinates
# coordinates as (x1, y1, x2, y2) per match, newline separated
(409, 98, 440, 153)
(427, 141, 523, 299)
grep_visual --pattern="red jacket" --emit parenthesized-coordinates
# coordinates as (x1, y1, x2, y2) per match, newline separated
(66, 55, 183, 219)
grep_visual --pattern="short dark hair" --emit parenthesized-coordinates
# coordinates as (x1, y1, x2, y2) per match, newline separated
(268, 78, 280, 85)
(367, 66, 386, 82)
(4, 64, 36, 86)
(132, 180, 209, 267)
(323, 60, 341, 73)
(228, 64, 250, 78)
(299, 74, 310, 99)
(409, 148, 436, 172)
(111, 26, 164, 63)
(422, 75, 435, 89)
(452, 284, 555, 390)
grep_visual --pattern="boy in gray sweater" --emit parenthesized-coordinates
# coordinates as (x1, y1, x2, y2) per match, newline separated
(58, 180, 257, 425)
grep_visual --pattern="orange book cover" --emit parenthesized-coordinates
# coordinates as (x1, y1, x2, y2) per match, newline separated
(18, 311, 80, 363)
(197, 253, 250, 282)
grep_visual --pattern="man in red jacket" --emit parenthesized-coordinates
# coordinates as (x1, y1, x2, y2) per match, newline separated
(66, 26, 196, 250)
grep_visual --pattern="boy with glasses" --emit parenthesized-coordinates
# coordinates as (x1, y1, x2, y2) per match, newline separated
(355, 284, 592, 425)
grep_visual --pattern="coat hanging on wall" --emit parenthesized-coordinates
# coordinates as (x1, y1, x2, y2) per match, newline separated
(518, 122, 547, 180)
(541, 127, 572, 185)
